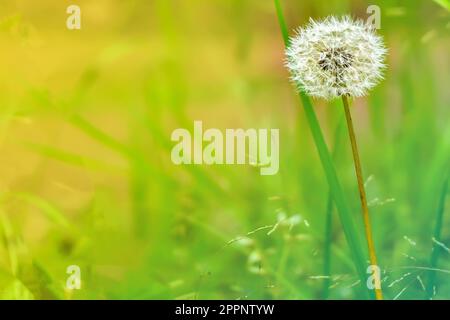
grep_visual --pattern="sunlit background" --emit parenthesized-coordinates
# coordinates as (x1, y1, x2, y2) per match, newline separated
(0, 0, 449, 299)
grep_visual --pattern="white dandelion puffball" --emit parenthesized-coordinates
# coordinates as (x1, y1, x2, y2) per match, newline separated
(285, 16, 387, 100)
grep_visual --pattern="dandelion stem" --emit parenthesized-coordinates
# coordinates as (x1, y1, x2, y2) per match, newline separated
(342, 95, 383, 300)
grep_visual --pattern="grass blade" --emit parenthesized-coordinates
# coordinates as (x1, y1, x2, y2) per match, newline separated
(433, 0, 450, 11)
(426, 170, 449, 299)
(26, 142, 127, 174)
(322, 117, 345, 299)
(0, 212, 19, 276)
(15, 193, 70, 229)
(70, 115, 133, 157)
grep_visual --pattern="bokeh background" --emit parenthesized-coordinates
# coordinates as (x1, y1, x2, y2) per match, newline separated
(0, 0, 449, 299)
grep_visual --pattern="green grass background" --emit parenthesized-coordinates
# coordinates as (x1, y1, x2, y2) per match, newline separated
(0, 0, 449, 299)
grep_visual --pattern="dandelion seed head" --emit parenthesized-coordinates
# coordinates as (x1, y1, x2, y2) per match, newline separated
(285, 16, 387, 100)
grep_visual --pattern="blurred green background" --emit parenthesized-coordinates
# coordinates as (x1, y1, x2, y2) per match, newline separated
(0, 0, 449, 299)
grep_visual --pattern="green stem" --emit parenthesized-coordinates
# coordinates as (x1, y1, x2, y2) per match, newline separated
(342, 95, 383, 300)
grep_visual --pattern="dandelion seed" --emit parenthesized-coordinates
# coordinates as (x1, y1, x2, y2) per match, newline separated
(368, 197, 380, 207)
(234, 237, 254, 247)
(246, 225, 273, 236)
(364, 175, 374, 188)
(267, 221, 281, 235)
(388, 273, 412, 288)
(286, 16, 387, 100)
(403, 236, 417, 246)
(432, 237, 450, 254)
(416, 276, 426, 291)
(368, 197, 396, 207)
(399, 266, 450, 275)
(247, 251, 265, 275)
(393, 286, 408, 300)
(309, 275, 330, 280)
(348, 280, 361, 288)
(379, 198, 395, 205)
(332, 275, 343, 282)
(226, 226, 272, 246)
(288, 215, 301, 230)
(401, 253, 417, 261)
(329, 282, 340, 289)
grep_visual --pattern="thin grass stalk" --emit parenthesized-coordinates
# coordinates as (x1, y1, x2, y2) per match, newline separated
(342, 95, 383, 300)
